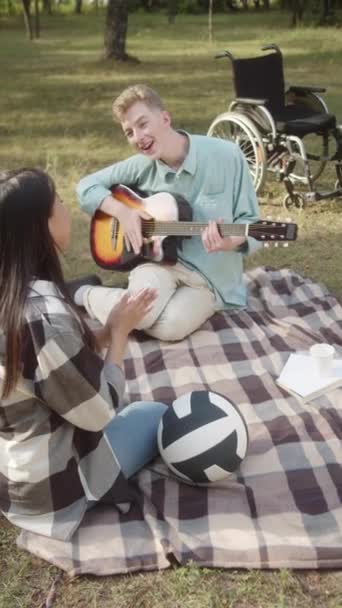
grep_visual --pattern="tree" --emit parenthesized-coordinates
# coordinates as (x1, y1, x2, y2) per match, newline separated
(318, 0, 334, 23)
(21, 0, 40, 39)
(42, 0, 52, 15)
(208, 0, 213, 41)
(22, 0, 33, 39)
(290, 0, 305, 25)
(34, 0, 40, 37)
(104, 0, 129, 60)
(167, 0, 178, 23)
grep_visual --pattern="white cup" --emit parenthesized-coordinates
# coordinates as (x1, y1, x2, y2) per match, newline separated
(310, 343, 335, 377)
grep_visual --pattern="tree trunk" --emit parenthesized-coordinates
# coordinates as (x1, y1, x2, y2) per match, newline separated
(34, 0, 40, 38)
(75, 0, 82, 14)
(320, 0, 331, 22)
(22, 0, 33, 39)
(167, 0, 177, 23)
(208, 0, 213, 43)
(291, 0, 305, 25)
(42, 0, 52, 14)
(104, 0, 128, 60)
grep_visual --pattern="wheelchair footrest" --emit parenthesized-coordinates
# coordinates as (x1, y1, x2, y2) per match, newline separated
(304, 189, 342, 202)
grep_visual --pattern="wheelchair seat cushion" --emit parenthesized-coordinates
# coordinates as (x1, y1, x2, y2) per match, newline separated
(274, 105, 336, 137)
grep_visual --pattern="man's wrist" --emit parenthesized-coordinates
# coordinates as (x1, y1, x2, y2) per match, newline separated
(100, 195, 121, 218)
(235, 238, 248, 253)
(221, 236, 247, 252)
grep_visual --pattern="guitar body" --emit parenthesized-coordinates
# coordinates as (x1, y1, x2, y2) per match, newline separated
(90, 185, 192, 271)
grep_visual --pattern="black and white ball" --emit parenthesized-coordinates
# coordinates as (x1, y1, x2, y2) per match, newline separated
(157, 390, 249, 483)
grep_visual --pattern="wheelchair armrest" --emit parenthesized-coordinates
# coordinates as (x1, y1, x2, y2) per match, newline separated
(215, 50, 234, 61)
(288, 85, 326, 95)
(235, 97, 268, 106)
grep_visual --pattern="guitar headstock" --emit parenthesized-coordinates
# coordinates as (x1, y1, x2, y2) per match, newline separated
(250, 218, 298, 245)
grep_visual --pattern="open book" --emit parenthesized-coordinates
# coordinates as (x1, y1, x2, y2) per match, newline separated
(276, 353, 342, 401)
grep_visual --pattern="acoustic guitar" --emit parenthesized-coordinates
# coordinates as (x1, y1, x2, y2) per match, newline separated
(90, 184, 298, 271)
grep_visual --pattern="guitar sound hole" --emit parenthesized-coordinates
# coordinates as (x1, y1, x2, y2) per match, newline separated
(111, 219, 119, 248)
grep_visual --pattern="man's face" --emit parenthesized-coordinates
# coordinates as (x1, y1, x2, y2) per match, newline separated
(121, 101, 171, 160)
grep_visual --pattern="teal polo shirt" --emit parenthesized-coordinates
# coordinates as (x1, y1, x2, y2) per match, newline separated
(76, 133, 260, 309)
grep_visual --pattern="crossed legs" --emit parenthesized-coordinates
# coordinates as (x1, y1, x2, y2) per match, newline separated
(81, 262, 216, 341)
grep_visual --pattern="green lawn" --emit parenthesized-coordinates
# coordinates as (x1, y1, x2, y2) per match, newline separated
(1, 9, 342, 608)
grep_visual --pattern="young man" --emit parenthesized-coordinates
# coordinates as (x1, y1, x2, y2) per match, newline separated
(76, 84, 261, 341)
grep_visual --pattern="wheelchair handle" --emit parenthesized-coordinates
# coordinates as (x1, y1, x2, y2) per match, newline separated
(261, 43, 282, 55)
(215, 50, 234, 61)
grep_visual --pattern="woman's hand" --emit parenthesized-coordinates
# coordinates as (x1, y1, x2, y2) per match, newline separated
(103, 288, 157, 369)
(105, 288, 157, 338)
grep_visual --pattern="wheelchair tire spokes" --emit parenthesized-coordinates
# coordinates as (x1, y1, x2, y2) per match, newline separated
(207, 111, 266, 194)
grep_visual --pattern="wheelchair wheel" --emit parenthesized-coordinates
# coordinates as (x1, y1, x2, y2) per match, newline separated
(287, 133, 330, 185)
(335, 163, 342, 189)
(285, 90, 329, 184)
(282, 193, 305, 211)
(207, 111, 266, 194)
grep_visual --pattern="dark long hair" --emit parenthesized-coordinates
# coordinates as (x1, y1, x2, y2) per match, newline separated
(0, 168, 94, 398)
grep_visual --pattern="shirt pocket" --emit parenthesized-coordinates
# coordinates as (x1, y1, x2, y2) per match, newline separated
(198, 192, 225, 205)
(195, 191, 233, 222)
(199, 163, 226, 197)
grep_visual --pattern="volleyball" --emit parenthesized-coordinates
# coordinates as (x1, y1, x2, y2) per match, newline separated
(157, 390, 249, 483)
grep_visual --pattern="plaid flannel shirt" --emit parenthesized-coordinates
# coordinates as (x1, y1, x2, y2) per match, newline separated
(0, 280, 135, 541)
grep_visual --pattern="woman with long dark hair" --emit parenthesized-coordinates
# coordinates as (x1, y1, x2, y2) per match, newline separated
(0, 168, 167, 541)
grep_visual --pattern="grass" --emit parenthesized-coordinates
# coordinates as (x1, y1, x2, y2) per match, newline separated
(0, 8, 342, 607)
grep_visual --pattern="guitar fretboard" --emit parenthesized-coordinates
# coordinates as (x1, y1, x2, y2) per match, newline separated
(141, 221, 248, 238)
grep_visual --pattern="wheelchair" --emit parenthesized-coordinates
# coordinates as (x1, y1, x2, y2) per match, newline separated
(207, 44, 342, 209)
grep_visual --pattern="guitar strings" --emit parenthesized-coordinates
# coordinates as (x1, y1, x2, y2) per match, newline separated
(140, 223, 290, 237)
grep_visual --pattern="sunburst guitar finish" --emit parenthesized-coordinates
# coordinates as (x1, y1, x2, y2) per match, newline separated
(90, 184, 298, 271)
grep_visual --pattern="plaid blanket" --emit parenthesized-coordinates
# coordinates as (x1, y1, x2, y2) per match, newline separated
(17, 267, 342, 576)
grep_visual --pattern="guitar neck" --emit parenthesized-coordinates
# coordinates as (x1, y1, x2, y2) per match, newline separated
(142, 221, 248, 238)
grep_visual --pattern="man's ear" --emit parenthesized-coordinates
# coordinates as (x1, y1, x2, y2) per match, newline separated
(162, 110, 172, 127)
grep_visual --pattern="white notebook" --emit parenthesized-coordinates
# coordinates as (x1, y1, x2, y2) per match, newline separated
(276, 353, 342, 401)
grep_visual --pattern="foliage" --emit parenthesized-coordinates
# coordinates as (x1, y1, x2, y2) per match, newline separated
(1, 0, 342, 18)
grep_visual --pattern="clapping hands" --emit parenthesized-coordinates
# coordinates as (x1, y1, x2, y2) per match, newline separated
(105, 288, 157, 339)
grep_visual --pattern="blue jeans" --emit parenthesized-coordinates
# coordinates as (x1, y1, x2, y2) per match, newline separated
(104, 400, 168, 478)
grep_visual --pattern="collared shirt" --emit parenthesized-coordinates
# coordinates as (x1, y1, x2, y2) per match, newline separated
(0, 281, 134, 541)
(77, 133, 260, 308)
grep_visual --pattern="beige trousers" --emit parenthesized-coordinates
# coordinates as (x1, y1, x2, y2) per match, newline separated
(82, 262, 217, 341)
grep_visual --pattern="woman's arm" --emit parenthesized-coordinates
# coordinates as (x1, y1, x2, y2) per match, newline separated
(34, 330, 124, 432)
(34, 288, 156, 432)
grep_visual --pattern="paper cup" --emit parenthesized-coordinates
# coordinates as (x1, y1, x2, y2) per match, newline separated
(310, 343, 335, 376)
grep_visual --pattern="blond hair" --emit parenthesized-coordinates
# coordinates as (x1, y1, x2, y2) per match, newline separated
(112, 85, 165, 122)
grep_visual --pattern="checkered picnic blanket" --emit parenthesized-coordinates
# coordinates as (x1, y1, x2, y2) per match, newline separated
(17, 267, 342, 576)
